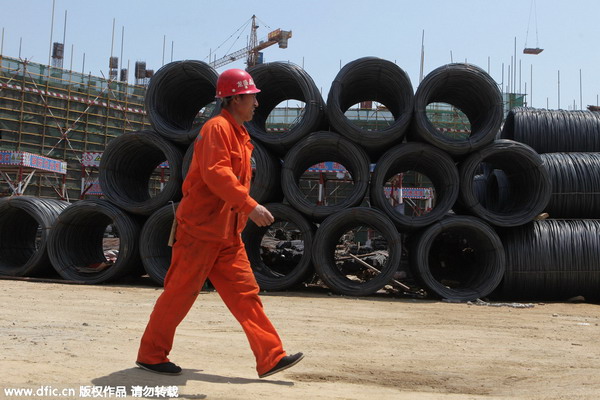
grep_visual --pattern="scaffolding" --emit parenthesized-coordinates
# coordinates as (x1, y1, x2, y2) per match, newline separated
(0, 55, 151, 200)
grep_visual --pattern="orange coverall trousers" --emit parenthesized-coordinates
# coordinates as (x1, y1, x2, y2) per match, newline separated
(137, 230, 286, 376)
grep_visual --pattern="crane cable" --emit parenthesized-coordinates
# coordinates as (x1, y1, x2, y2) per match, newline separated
(206, 17, 254, 63)
(524, 0, 541, 49)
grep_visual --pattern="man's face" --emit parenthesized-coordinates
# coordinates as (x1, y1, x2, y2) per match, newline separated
(234, 93, 258, 123)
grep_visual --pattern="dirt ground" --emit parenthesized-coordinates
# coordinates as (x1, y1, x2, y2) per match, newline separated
(1, 277, 600, 400)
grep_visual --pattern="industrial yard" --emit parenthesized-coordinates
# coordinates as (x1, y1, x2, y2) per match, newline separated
(2, 2, 600, 400)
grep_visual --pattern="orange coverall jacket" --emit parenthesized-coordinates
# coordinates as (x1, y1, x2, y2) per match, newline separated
(176, 108, 258, 242)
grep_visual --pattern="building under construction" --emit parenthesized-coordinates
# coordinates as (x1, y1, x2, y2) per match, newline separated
(0, 54, 152, 200)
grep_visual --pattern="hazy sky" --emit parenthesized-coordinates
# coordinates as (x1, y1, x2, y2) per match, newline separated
(2, 0, 599, 110)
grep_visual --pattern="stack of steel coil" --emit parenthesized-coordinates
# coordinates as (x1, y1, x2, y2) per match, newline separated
(246, 60, 515, 300)
(495, 107, 600, 301)
(0, 61, 220, 285)
(3, 57, 598, 303)
(501, 107, 600, 153)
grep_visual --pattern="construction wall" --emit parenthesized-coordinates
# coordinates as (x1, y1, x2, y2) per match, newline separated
(0, 55, 151, 200)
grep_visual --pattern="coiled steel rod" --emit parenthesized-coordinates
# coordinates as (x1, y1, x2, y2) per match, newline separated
(541, 152, 600, 218)
(311, 207, 402, 296)
(456, 139, 551, 227)
(0, 196, 69, 276)
(99, 130, 184, 216)
(246, 62, 326, 156)
(409, 215, 505, 301)
(497, 219, 600, 302)
(139, 202, 177, 286)
(327, 57, 414, 160)
(411, 63, 503, 157)
(242, 203, 315, 291)
(370, 142, 459, 230)
(146, 60, 219, 145)
(501, 107, 600, 153)
(47, 199, 143, 284)
(281, 131, 370, 221)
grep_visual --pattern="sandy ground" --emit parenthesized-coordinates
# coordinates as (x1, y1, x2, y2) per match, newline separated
(1, 278, 600, 400)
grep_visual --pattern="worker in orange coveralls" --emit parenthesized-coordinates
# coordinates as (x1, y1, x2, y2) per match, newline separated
(136, 68, 304, 377)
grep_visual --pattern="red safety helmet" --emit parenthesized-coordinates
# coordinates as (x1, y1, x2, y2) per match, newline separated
(215, 68, 261, 98)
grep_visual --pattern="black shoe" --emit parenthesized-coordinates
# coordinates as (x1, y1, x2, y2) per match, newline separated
(259, 352, 304, 378)
(136, 361, 182, 375)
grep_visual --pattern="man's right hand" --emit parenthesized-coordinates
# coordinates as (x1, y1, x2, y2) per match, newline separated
(248, 204, 275, 227)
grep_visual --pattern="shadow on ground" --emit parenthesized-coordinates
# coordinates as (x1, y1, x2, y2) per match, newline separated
(91, 367, 294, 399)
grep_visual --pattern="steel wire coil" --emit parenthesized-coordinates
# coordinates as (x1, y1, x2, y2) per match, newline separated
(456, 139, 551, 227)
(327, 57, 414, 160)
(409, 215, 505, 301)
(370, 142, 459, 230)
(281, 131, 370, 221)
(496, 219, 600, 301)
(181, 139, 283, 204)
(470, 167, 511, 211)
(482, 168, 511, 211)
(473, 174, 487, 205)
(242, 203, 315, 291)
(501, 107, 600, 153)
(411, 63, 503, 157)
(311, 207, 402, 296)
(182, 141, 195, 179)
(47, 199, 143, 284)
(99, 130, 184, 215)
(250, 139, 283, 204)
(0, 196, 69, 276)
(146, 60, 219, 145)
(246, 62, 326, 156)
(541, 153, 600, 218)
(139, 202, 177, 286)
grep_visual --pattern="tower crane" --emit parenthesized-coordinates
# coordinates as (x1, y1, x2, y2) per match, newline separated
(209, 15, 292, 69)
